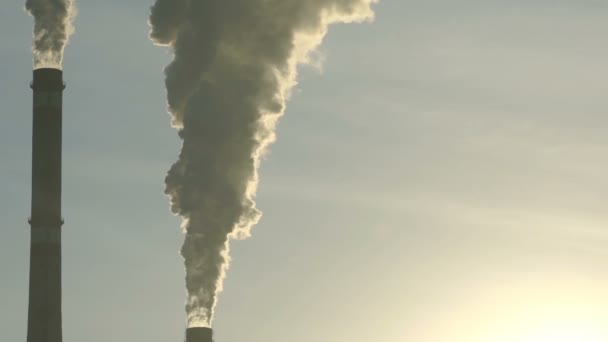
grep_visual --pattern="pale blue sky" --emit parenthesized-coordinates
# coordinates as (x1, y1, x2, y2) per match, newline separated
(3, 1, 608, 341)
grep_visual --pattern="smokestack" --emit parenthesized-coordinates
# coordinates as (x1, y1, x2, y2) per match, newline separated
(27, 68, 65, 342)
(186, 327, 213, 342)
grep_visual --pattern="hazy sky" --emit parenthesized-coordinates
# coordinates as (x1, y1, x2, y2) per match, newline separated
(3, 1, 608, 341)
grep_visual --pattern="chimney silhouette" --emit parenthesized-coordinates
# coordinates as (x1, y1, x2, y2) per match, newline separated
(27, 68, 65, 342)
(186, 327, 213, 342)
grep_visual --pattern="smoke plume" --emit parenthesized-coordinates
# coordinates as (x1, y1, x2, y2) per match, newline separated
(26, 0, 75, 69)
(149, 0, 377, 327)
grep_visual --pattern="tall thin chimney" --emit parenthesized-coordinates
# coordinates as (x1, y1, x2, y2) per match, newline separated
(186, 327, 213, 342)
(27, 68, 65, 342)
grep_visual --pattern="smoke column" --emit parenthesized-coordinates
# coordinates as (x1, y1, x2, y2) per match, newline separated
(26, 0, 76, 69)
(149, 0, 378, 327)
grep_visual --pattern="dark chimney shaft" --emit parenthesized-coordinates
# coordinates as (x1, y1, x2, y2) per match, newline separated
(27, 68, 65, 342)
(186, 327, 213, 342)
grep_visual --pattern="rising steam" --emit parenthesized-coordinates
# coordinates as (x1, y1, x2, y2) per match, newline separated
(26, 0, 75, 69)
(149, 0, 378, 327)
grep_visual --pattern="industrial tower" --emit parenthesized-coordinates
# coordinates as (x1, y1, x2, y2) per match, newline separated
(27, 68, 65, 342)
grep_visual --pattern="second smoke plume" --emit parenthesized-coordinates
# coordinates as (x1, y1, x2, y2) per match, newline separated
(149, 0, 378, 327)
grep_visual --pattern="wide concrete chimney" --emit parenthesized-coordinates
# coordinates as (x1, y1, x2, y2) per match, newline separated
(186, 327, 213, 342)
(27, 68, 65, 342)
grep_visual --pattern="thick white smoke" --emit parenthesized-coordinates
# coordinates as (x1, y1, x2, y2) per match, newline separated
(149, 0, 378, 327)
(26, 0, 76, 69)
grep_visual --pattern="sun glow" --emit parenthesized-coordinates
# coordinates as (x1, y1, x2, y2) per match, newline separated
(475, 298, 608, 342)
(477, 301, 608, 342)
(507, 326, 606, 342)
(456, 317, 608, 342)
(424, 275, 608, 342)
